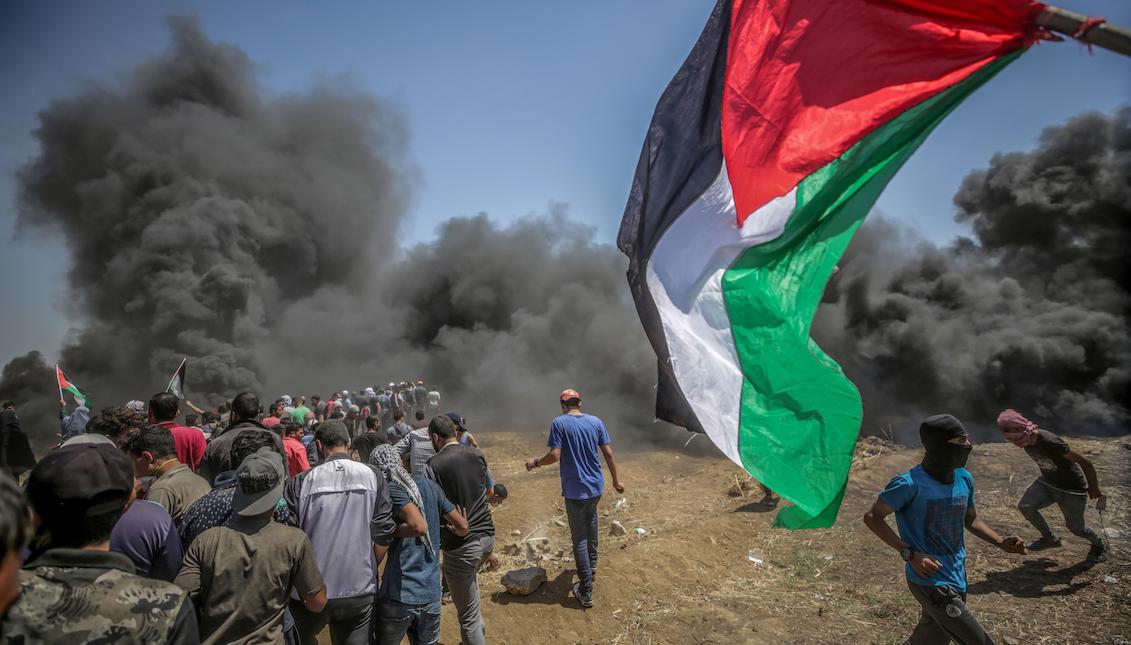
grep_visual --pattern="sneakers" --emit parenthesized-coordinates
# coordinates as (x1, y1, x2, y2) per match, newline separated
(1087, 543, 1109, 563)
(1026, 536, 1063, 552)
(757, 493, 780, 508)
(572, 582, 593, 608)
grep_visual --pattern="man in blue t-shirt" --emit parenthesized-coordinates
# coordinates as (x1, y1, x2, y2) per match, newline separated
(864, 414, 1026, 644)
(525, 389, 625, 609)
(369, 445, 468, 645)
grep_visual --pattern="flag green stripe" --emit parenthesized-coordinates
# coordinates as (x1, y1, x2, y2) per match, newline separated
(720, 51, 1021, 529)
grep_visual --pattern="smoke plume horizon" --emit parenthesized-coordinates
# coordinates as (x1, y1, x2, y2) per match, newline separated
(1, 18, 1126, 450)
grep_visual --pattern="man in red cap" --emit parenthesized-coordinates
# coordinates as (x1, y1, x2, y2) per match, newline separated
(526, 388, 624, 609)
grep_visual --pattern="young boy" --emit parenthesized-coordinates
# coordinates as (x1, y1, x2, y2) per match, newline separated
(864, 414, 1026, 643)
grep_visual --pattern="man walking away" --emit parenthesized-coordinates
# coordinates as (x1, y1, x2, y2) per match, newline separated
(526, 389, 624, 609)
(280, 420, 312, 477)
(426, 415, 495, 645)
(414, 381, 429, 417)
(4, 443, 198, 642)
(389, 409, 413, 443)
(176, 448, 326, 644)
(125, 424, 211, 524)
(997, 409, 1109, 563)
(284, 420, 396, 645)
(411, 410, 428, 430)
(863, 414, 1026, 645)
(391, 420, 436, 478)
(199, 392, 283, 485)
(149, 392, 207, 472)
(353, 416, 385, 461)
(179, 431, 294, 547)
(370, 445, 469, 645)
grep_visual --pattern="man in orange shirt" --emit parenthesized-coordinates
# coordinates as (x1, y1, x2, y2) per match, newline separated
(149, 393, 206, 472)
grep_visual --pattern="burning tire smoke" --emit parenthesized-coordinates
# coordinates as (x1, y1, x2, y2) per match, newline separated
(1, 19, 1126, 448)
(815, 107, 1130, 439)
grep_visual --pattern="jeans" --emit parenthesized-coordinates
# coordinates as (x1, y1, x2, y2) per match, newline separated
(373, 598, 441, 645)
(565, 496, 601, 595)
(907, 582, 993, 645)
(442, 534, 495, 645)
(290, 594, 372, 645)
(1017, 479, 1103, 546)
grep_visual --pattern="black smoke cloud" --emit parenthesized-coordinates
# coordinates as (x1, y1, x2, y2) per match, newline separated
(2, 17, 1125, 449)
(814, 107, 1130, 438)
(0, 18, 659, 448)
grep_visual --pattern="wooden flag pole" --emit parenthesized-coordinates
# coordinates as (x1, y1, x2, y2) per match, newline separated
(1037, 6, 1131, 58)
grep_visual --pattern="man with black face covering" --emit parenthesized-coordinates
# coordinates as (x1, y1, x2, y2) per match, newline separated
(864, 414, 1026, 645)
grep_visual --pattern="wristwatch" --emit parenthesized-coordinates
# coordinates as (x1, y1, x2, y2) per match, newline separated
(900, 547, 913, 562)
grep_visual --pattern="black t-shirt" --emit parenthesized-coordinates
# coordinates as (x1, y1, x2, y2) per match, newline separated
(1023, 429, 1087, 492)
(426, 443, 494, 550)
(352, 432, 385, 461)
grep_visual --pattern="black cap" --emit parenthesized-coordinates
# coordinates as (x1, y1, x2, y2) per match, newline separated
(27, 443, 133, 522)
(444, 411, 468, 430)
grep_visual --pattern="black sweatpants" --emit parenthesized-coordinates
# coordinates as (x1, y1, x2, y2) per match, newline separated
(906, 582, 993, 645)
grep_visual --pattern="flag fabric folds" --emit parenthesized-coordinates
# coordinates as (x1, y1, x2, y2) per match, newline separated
(166, 358, 187, 400)
(55, 365, 88, 407)
(618, 0, 1040, 528)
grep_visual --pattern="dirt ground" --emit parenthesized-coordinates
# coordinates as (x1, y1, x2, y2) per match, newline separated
(412, 430, 1131, 645)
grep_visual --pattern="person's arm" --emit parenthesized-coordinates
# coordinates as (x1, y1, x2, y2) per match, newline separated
(173, 541, 203, 603)
(295, 536, 327, 613)
(465, 431, 480, 449)
(394, 502, 428, 538)
(526, 447, 561, 471)
(1064, 451, 1103, 501)
(862, 498, 941, 577)
(444, 505, 469, 537)
(182, 400, 206, 416)
(166, 596, 201, 645)
(368, 469, 397, 547)
(964, 503, 1027, 554)
(599, 444, 626, 493)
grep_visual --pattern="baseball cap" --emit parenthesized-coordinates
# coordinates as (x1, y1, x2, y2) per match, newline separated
(560, 389, 582, 403)
(232, 447, 286, 517)
(444, 411, 468, 430)
(27, 443, 133, 522)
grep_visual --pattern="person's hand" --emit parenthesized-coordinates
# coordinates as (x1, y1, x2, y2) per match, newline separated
(444, 505, 466, 532)
(999, 535, 1027, 555)
(59, 400, 66, 407)
(1096, 494, 1107, 512)
(613, 480, 626, 494)
(910, 553, 942, 577)
(525, 458, 538, 472)
(1087, 487, 1103, 500)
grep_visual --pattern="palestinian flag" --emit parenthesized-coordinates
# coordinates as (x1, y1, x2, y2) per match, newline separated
(166, 358, 187, 399)
(618, 0, 1040, 528)
(55, 365, 88, 407)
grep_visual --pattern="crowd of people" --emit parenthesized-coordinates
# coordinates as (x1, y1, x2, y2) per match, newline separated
(0, 382, 626, 645)
(0, 381, 1111, 644)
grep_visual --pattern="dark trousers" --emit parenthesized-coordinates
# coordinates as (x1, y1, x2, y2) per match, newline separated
(565, 496, 601, 595)
(1018, 479, 1103, 546)
(907, 582, 993, 645)
(291, 594, 372, 645)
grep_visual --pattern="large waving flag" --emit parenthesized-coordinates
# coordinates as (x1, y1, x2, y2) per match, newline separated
(619, 0, 1040, 528)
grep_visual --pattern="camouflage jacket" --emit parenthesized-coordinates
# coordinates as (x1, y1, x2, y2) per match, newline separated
(1, 548, 198, 644)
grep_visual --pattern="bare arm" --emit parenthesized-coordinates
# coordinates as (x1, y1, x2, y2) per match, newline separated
(183, 400, 206, 416)
(863, 498, 941, 578)
(1065, 451, 1103, 499)
(445, 505, 469, 537)
(599, 444, 625, 493)
(303, 586, 327, 613)
(965, 504, 1027, 554)
(526, 447, 561, 471)
(393, 502, 428, 538)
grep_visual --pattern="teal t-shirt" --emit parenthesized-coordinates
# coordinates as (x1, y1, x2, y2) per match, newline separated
(879, 465, 974, 591)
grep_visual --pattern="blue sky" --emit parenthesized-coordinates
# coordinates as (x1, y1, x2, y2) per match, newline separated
(1, 1, 1128, 366)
